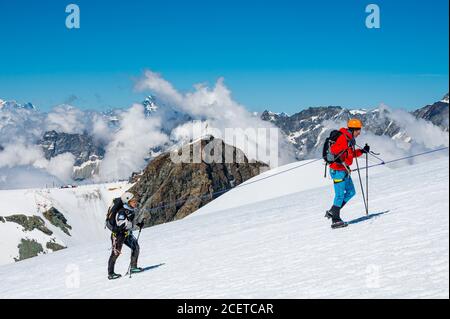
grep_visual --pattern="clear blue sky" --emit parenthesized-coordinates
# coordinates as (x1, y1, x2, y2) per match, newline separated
(0, 0, 448, 113)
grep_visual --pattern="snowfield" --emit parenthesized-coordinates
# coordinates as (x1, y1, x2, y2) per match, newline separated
(0, 182, 130, 265)
(0, 157, 448, 298)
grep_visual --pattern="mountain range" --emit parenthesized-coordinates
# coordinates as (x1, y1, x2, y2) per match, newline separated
(0, 93, 448, 183)
(260, 93, 449, 160)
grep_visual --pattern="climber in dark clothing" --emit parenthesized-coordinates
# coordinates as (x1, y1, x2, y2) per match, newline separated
(107, 192, 144, 280)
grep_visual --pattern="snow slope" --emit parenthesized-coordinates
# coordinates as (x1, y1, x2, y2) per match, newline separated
(0, 157, 448, 298)
(196, 158, 388, 214)
(0, 182, 130, 265)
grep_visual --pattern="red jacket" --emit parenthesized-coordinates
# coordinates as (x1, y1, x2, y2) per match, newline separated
(329, 128, 363, 171)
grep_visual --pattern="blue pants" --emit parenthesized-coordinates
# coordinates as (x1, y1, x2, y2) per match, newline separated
(330, 169, 356, 207)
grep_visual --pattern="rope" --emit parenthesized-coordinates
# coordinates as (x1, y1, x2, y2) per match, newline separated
(142, 158, 323, 214)
(352, 146, 449, 171)
(141, 147, 449, 214)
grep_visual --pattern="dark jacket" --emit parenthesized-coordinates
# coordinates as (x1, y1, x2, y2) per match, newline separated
(115, 205, 136, 233)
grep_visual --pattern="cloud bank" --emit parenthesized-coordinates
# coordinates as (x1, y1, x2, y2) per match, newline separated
(136, 70, 297, 166)
(97, 104, 169, 182)
(0, 71, 447, 189)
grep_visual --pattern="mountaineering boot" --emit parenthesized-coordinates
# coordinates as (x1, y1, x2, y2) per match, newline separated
(108, 272, 122, 280)
(130, 267, 143, 274)
(325, 201, 347, 219)
(331, 220, 348, 229)
(330, 205, 348, 229)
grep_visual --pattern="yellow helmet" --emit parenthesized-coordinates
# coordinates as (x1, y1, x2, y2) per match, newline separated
(347, 118, 363, 129)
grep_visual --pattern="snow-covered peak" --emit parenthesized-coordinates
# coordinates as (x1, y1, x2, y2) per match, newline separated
(440, 93, 449, 104)
(142, 95, 159, 113)
(266, 110, 288, 117)
(0, 99, 36, 111)
(261, 110, 289, 122)
(349, 109, 368, 115)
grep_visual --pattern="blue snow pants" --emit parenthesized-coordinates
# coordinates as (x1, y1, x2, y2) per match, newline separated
(330, 169, 356, 207)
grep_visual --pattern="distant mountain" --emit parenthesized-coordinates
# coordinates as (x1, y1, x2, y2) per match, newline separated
(141, 95, 193, 133)
(0, 98, 44, 145)
(39, 130, 105, 166)
(261, 106, 404, 159)
(142, 95, 159, 114)
(261, 94, 448, 160)
(413, 93, 449, 131)
(1, 93, 447, 185)
(0, 99, 36, 111)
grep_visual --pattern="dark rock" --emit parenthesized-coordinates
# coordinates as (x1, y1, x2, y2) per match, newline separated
(4, 214, 53, 235)
(14, 239, 44, 262)
(39, 130, 105, 166)
(0, 216, 5, 223)
(43, 207, 72, 236)
(130, 137, 268, 227)
(413, 94, 449, 131)
(129, 171, 143, 183)
(46, 240, 66, 252)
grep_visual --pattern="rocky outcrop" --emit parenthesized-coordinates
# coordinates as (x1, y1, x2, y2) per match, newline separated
(43, 207, 72, 236)
(413, 93, 449, 131)
(39, 130, 105, 166)
(46, 240, 66, 252)
(4, 214, 53, 235)
(14, 239, 44, 262)
(130, 137, 268, 227)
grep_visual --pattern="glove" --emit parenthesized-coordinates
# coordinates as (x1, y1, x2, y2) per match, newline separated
(136, 220, 145, 229)
(362, 144, 370, 154)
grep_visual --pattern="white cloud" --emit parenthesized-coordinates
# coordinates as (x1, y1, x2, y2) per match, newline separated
(45, 105, 87, 134)
(97, 104, 169, 181)
(0, 143, 44, 168)
(91, 113, 113, 144)
(322, 104, 449, 167)
(0, 142, 75, 188)
(385, 106, 449, 149)
(46, 153, 76, 182)
(136, 70, 297, 167)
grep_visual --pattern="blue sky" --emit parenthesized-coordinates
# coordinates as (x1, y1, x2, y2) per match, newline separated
(0, 0, 448, 113)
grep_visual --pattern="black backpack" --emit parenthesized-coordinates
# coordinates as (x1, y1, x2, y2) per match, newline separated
(322, 130, 343, 164)
(105, 198, 123, 232)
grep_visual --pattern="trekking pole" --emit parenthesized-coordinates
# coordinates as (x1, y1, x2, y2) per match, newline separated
(356, 143, 385, 164)
(128, 225, 143, 279)
(366, 149, 369, 213)
(354, 148, 369, 216)
(127, 227, 142, 278)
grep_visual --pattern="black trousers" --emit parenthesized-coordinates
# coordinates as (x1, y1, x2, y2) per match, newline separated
(108, 232, 140, 275)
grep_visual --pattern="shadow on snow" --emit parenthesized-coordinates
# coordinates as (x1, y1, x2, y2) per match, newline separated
(347, 211, 390, 225)
(142, 263, 165, 272)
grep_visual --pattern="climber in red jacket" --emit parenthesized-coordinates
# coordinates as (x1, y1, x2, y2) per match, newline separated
(325, 119, 370, 228)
